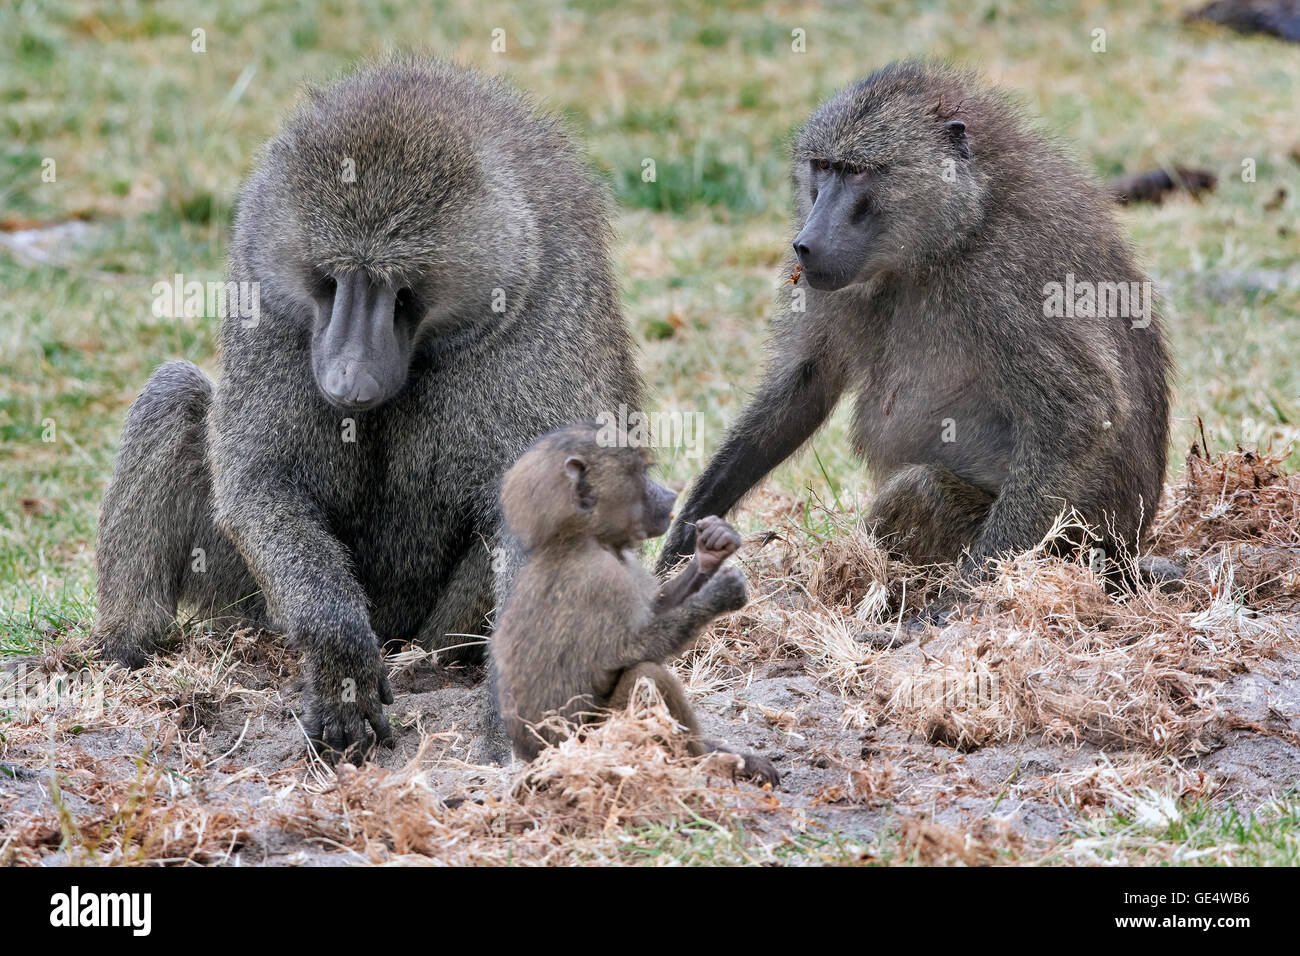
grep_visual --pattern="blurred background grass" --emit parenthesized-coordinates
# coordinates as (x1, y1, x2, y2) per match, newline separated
(2, 0, 1298, 634)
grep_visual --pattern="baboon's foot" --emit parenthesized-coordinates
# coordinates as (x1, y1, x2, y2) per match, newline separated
(1138, 555, 1188, 592)
(704, 743, 780, 788)
(93, 625, 166, 671)
(736, 751, 780, 788)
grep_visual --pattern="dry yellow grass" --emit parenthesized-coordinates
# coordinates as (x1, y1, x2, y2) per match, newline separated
(1, 444, 1297, 865)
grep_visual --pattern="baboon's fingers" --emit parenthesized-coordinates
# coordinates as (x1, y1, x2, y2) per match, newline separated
(741, 753, 780, 788)
(339, 713, 370, 763)
(379, 673, 394, 706)
(323, 715, 347, 760)
(696, 517, 739, 557)
(368, 705, 395, 748)
(709, 528, 740, 554)
(915, 594, 957, 627)
(305, 714, 324, 752)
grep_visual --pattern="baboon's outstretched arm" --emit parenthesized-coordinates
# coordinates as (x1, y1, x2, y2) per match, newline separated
(654, 556, 706, 613)
(630, 567, 748, 663)
(627, 598, 718, 663)
(654, 513, 742, 611)
(215, 465, 394, 758)
(657, 354, 842, 574)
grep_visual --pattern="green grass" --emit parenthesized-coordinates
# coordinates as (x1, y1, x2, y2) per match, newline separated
(2, 0, 1299, 863)
(574, 794, 1300, 865)
(569, 817, 871, 865)
(1048, 793, 1300, 865)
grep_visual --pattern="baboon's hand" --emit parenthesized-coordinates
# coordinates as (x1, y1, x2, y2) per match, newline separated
(693, 515, 741, 577)
(737, 752, 780, 789)
(700, 565, 748, 615)
(655, 518, 697, 577)
(304, 643, 395, 765)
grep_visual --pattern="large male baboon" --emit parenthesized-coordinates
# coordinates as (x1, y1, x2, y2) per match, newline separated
(93, 59, 642, 761)
(659, 61, 1171, 589)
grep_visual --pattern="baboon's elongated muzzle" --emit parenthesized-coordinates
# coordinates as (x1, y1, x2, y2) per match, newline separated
(793, 177, 872, 292)
(310, 272, 410, 411)
(646, 479, 676, 539)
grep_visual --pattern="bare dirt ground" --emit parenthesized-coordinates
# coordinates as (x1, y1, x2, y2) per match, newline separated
(1, 446, 1298, 865)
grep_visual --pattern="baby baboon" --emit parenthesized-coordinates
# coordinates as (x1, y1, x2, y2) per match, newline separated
(492, 423, 779, 786)
(92, 59, 641, 762)
(659, 61, 1171, 591)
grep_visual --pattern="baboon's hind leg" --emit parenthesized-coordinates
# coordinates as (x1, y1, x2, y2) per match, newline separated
(93, 361, 262, 668)
(609, 662, 779, 786)
(609, 662, 704, 746)
(411, 542, 496, 663)
(865, 463, 995, 566)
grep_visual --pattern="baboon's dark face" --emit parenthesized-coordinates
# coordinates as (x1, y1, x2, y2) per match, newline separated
(308, 271, 422, 410)
(792, 68, 985, 288)
(572, 446, 676, 548)
(288, 142, 481, 411)
(792, 161, 879, 291)
(274, 67, 512, 410)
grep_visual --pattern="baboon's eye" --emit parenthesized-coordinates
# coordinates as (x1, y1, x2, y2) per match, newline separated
(311, 273, 337, 302)
(394, 287, 421, 328)
(815, 159, 832, 172)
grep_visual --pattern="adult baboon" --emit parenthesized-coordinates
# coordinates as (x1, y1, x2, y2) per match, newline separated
(492, 423, 779, 786)
(93, 59, 642, 761)
(659, 61, 1171, 591)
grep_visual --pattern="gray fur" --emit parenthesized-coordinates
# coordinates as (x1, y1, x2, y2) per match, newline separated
(492, 423, 779, 786)
(659, 60, 1171, 583)
(93, 58, 642, 761)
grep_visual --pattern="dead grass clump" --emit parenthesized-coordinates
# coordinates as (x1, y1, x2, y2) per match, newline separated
(903, 537, 1280, 753)
(803, 525, 893, 613)
(895, 817, 1021, 866)
(272, 681, 777, 865)
(791, 506, 1285, 755)
(807, 755, 899, 807)
(798, 522, 948, 624)
(1188, 542, 1300, 607)
(1154, 443, 1300, 551)
(2, 732, 254, 865)
(511, 680, 763, 830)
(1152, 443, 1300, 606)
(273, 735, 475, 861)
(1049, 757, 1218, 816)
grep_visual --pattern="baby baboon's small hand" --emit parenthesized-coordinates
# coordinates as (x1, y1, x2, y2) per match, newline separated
(701, 564, 748, 614)
(694, 515, 741, 577)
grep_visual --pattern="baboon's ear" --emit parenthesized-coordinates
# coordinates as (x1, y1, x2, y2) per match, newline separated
(944, 120, 971, 160)
(564, 456, 595, 512)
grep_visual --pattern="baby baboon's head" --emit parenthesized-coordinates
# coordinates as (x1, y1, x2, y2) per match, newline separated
(502, 422, 676, 553)
(791, 60, 1008, 289)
